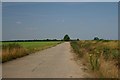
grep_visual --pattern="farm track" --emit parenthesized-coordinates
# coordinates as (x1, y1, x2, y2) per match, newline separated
(2, 42, 92, 78)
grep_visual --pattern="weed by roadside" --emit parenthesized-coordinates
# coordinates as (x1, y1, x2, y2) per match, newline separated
(70, 40, 119, 78)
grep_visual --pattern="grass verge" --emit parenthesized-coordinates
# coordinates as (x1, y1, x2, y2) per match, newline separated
(70, 40, 119, 78)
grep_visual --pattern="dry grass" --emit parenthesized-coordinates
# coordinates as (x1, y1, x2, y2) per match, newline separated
(99, 56, 118, 78)
(71, 40, 119, 78)
(2, 43, 28, 63)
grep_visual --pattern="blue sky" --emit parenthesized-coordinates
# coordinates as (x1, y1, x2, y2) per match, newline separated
(2, 0, 120, 2)
(2, 2, 118, 40)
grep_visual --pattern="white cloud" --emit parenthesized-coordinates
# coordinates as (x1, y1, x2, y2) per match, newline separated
(16, 21, 22, 24)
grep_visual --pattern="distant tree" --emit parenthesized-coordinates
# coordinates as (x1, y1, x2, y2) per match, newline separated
(77, 38, 79, 41)
(99, 38, 104, 41)
(53, 39, 57, 41)
(94, 37, 99, 40)
(46, 39, 50, 41)
(63, 34, 70, 41)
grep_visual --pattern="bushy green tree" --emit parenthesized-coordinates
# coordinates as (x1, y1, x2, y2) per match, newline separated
(63, 34, 70, 41)
(94, 37, 99, 40)
(77, 38, 79, 41)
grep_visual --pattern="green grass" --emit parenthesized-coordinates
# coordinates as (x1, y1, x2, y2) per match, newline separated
(3, 41, 61, 51)
(3, 41, 60, 48)
(0, 42, 2, 45)
(0, 41, 1, 47)
(20, 42, 60, 49)
(70, 40, 119, 78)
(2, 41, 61, 63)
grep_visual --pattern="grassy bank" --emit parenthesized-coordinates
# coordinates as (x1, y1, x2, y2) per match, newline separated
(1, 41, 61, 63)
(71, 40, 119, 78)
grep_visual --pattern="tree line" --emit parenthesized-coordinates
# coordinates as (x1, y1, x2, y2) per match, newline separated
(2, 34, 106, 42)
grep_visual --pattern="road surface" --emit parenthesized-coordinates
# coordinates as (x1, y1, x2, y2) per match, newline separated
(2, 42, 92, 78)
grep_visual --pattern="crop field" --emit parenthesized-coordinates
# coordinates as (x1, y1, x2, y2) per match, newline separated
(1, 41, 61, 63)
(3, 41, 61, 50)
(71, 40, 119, 78)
